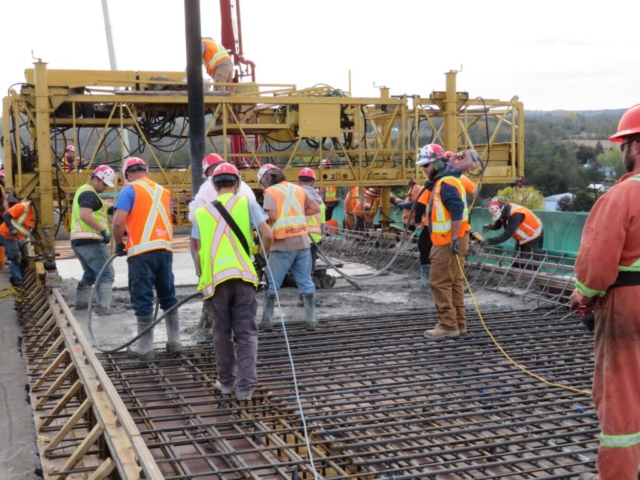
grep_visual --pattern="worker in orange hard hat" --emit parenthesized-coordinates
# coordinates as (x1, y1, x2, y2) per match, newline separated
(257, 164, 321, 331)
(570, 104, 640, 480)
(201, 38, 233, 91)
(113, 157, 181, 360)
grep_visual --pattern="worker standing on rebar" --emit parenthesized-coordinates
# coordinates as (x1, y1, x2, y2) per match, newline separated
(319, 159, 339, 221)
(418, 143, 470, 341)
(297, 168, 325, 273)
(201, 38, 233, 92)
(112, 157, 181, 360)
(0, 199, 36, 287)
(392, 178, 422, 231)
(70, 165, 116, 315)
(481, 197, 544, 269)
(569, 105, 640, 480)
(191, 163, 273, 401)
(415, 179, 434, 287)
(257, 164, 320, 331)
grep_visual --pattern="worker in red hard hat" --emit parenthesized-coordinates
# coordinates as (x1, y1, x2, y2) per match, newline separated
(188, 153, 256, 223)
(257, 164, 321, 331)
(63, 145, 76, 173)
(191, 163, 273, 401)
(113, 157, 181, 360)
(570, 105, 640, 480)
(297, 167, 325, 273)
(70, 165, 117, 315)
(201, 37, 233, 91)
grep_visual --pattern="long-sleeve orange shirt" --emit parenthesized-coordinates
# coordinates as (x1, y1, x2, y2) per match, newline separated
(574, 168, 640, 298)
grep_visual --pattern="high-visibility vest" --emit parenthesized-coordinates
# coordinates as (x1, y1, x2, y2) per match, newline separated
(345, 186, 359, 213)
(0, 201, 35, 240)
(417, 189, 431, 227)
(125, 178, 173, 257)
(265, 182, 308, 240)
(202, 39, 232, 76)
(618, 173, 640, 273)
(460, 175, 477, 195)
(510, 204, 543, 244)
(194, 193, 257, 299)
(70, 184, 109, 241)
(429, 176, 470, 246)
(307, 202, 326, 242)
(323, 187, 337, 203)
(402, 184, 422, 224)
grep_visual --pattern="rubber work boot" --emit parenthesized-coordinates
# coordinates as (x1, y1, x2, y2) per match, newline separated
(127, 315, 155, 360)
(95, 283, 113, 316)
(259, 294, 275, 331)
(578, 473, 598, 480)
(215, 379, 234, 395)
(237, 389, 253, 401)
(459, 326, 468, 336)
(421, 265, 431, 287)
(297, 294, 304, 307)
(75, 284, 91, 310)
(423, 324, 459, 341)
(303, 293, 318, 330)
(165, 310, 182, 353)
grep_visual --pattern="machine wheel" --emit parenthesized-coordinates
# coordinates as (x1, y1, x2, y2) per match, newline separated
(321, 275, 336, 289)
(312, 276, 322, 289)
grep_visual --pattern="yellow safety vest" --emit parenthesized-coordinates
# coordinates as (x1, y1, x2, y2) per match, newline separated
(307, 202, 326, 242)
(70, 184, 109, 241)
(195, 193, 258, 299)
(324, 187, 337, 202)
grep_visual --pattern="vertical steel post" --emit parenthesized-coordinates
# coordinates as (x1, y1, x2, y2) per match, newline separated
(185, 0, 205, 195)
(380, 87, 392, 231)
(444, 71, 458, 152)
(33, 61, 56, 262)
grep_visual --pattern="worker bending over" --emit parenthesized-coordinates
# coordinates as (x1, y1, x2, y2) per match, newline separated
(257, 164, 321, 330)
(419, 143, 470, 341)
(482, 197, 544, 269)
(201, 38, 233, 91)
(113, 158, 181, 360)
(191, 163, 273, 401)
(0, 199, 36, 287)
(570, 105, 640, 480)
(70, 165, 116, 315)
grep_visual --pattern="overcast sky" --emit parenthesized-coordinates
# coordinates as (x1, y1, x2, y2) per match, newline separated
(2, 0, 638, 112)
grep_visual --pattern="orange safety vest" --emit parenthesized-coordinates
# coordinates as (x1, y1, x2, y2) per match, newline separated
(429, 176, 470, 246)
(345, 186, 359, 214)
(202, 39, 232, 76)
(125, 178, 173, 257)
(265, 181, 308, 240)
(460, 175, 477, 196)
(417, 188, 431, 227)
(401, 184, 422, 224)
(509, 204, 543, 244)
(0, 201, 35, 241)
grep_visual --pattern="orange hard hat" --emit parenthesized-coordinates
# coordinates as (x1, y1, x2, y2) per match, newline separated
(298, 167, 316, 180)
(610, 104, 640, 142)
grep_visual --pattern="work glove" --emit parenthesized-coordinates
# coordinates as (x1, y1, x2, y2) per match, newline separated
(9, 228, 18, 237)
(115, 242, 127, 257)
(451, 238, 460, 255)
(482, 224, 490, 234)
(100, 229, 111, 244)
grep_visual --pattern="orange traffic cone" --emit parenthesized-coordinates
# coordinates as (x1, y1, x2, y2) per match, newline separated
(325, 219, 339, 235)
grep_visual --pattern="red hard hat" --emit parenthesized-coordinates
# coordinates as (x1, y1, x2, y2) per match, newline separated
(443, 151, 455, 159)
(321, 158, 332, 169)
(298, 167, 316, 180)
(202, 153, 225, 173)
(416, 143, 445, 166)
(212, 162, 240, 179)
(610, 104, 640, 142)
(123, 157, 148, 174)
(65, 145, 75, 152)
(92, 165, 115, 187)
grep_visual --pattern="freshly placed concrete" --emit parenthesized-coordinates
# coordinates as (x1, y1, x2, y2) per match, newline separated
(0, 273, 42, 480)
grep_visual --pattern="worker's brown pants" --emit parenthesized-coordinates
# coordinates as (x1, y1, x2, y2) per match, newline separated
(213, 64, 234, 92)
(429, 235, 469, 331)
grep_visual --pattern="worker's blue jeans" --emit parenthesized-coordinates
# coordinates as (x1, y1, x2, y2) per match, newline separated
(0, 235, 22, 284)
(71, 243, 115, 287)
(127, 250, 178, 317)
(266, 249, 315, 296)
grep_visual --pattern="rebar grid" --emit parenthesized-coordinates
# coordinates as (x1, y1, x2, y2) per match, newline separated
(100, 307, 597, 479)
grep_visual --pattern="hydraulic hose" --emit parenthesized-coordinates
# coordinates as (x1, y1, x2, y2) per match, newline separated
(87, 253, 201, 354)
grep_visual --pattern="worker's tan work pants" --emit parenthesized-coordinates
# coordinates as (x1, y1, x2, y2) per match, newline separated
(429, 234, 469, 332)
(213, 63, 234, 92)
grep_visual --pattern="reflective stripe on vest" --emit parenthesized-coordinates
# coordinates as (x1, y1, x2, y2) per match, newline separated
(202, 39, 232, 74)
(510, 205, 543, 244)
(70, 184, 109, 241)
(126, 179, 173, 256)
(617, 174, 640, 272)
(12, 203, 31, 237)
(308, 202, 325, 241)
(268, 183, 308, 240)
(324, 187, 337, 202)
(600, 430, 640, 448)
(195, 194, 257, 299)
(429, 177, 469, 246)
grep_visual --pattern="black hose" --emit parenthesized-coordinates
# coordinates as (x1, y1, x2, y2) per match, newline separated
(86, 253, 201, 354)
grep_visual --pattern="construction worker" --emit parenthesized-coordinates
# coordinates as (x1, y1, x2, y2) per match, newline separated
(188, 153, 256, 223)
(319, 159, 340, 221)
(345, 187, 380, 232)
(415, 180, 434, 287)
(63, 145, 76, 172)
(112, 157, 181, 360)
(0, 168, 6, 216)
(297, 167, 325, 273)
(191, 163, 273, 401)
(0, 199, 36, 286)
(70, 165, 116, 315)
(418, 143, 470, 341)
(392, 177, 422, 230)
(569, 105, 640, 480)
(482, 197, 544, 269)
(201, 38, 233, 91)
(256, 164, 321, 330)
